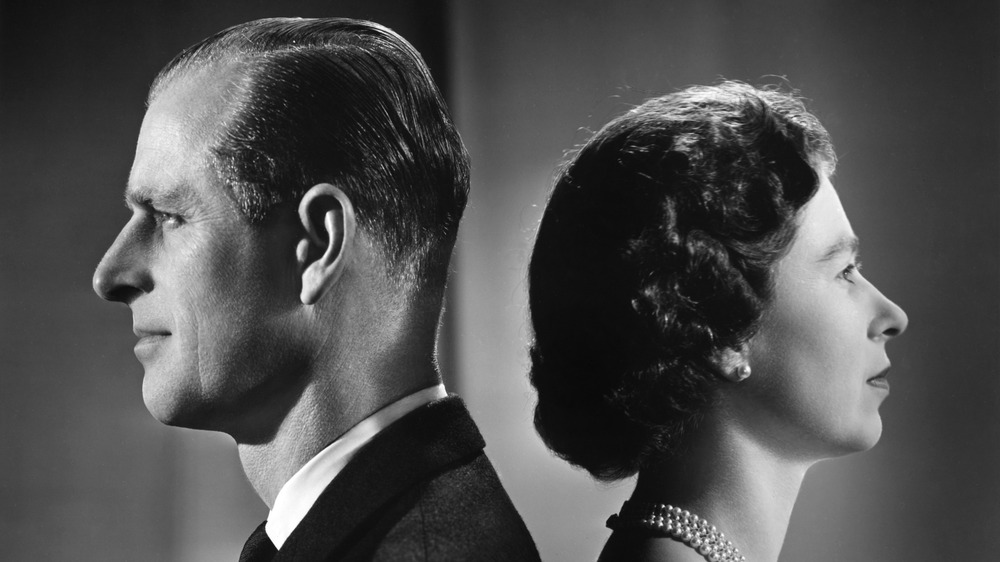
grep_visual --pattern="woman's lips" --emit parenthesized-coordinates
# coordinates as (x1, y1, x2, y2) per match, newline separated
(866, 367, 891, 391)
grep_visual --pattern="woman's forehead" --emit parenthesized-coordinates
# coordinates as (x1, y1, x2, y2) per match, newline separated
(787, 178, 856, 263)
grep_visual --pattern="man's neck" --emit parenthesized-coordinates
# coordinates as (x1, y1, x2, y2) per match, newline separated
(236, 363, 441, 508)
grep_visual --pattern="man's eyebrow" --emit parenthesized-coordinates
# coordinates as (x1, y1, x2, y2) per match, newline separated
(123, 183, 199, 210)
(818, 235, 860, 262)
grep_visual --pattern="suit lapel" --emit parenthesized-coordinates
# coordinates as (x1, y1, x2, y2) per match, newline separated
(273, 396, 485, 561)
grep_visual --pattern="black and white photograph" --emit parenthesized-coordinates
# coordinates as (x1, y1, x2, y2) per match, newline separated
(1, 1, 997, 561)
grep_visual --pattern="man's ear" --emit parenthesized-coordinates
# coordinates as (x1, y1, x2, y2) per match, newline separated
(296, 183, 356, 305)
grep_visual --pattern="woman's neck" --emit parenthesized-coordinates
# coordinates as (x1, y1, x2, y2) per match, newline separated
(629, 419, 812, 562)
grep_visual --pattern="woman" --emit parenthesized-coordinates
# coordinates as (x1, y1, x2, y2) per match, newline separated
(528, 82, 908, 562)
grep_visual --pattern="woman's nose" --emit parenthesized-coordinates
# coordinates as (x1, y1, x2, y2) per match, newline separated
(868, 284, 909, 341)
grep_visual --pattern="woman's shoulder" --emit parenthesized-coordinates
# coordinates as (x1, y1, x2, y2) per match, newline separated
(598, 531, 709, 562)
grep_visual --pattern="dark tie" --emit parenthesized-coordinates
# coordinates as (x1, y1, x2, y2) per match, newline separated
(239, 521, 277, 562)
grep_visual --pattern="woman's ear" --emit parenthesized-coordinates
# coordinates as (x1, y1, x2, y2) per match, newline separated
(712, 345, 752, 383)
(296, 183, 356, 305)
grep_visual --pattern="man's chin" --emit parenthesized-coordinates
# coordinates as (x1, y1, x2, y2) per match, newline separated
(141, 381, 211, 429)
(144, 397, 199, 428)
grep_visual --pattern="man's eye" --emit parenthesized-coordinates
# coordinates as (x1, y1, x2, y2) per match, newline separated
(152, 211, 183, 227)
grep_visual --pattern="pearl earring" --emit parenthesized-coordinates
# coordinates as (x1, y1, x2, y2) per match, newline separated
(734, 364, 751, 382)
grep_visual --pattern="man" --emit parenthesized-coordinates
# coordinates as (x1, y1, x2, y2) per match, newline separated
(92, 18, 540, 561)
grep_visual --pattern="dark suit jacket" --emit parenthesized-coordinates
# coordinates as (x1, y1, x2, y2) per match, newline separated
(271, 396, 541, 561)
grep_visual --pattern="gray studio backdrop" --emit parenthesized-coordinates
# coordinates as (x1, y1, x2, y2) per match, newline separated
(1, 1, 997, 561)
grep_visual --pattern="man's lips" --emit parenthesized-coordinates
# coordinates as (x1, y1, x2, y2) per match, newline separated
(133, 327, 170, 338)
(133, 329, 170, 356)
(866, 366, 891, 390)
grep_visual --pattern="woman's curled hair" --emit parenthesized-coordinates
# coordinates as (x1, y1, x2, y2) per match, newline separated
(528, 81, 836, 480)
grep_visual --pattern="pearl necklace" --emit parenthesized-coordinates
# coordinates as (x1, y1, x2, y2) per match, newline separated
(607, 501, 747, 562)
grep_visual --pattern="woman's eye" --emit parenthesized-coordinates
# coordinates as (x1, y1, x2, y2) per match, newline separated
(840, 261, 862, 283)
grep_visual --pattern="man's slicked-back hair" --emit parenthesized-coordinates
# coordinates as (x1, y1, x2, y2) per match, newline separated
(150, 18, 470, 295)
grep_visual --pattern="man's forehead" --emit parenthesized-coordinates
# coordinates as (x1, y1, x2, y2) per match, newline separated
(144, 64, 239, 144)
(128, 108, 207, 192)
(128, 66, 239, 192)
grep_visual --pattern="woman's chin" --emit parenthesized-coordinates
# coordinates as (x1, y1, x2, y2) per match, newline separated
(827, 415, 884, 457)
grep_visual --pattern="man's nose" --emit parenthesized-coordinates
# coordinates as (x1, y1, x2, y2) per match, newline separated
(93, 223, 152, 304)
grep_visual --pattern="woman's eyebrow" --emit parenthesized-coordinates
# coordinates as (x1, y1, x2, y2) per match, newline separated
(818, 235, 860, 262)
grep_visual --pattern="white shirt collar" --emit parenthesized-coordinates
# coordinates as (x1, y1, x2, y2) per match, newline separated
(265, 383, 448, 549)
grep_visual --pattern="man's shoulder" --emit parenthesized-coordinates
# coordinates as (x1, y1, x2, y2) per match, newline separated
(369, 451, 541, 561)
(282, 396, 541, 561)
(362, 396, 541, 560)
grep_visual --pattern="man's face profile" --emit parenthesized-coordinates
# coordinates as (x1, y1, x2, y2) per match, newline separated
(93, 68, 305, 433)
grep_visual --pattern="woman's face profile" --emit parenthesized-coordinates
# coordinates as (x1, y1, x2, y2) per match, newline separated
(735, 175, 909, 460)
